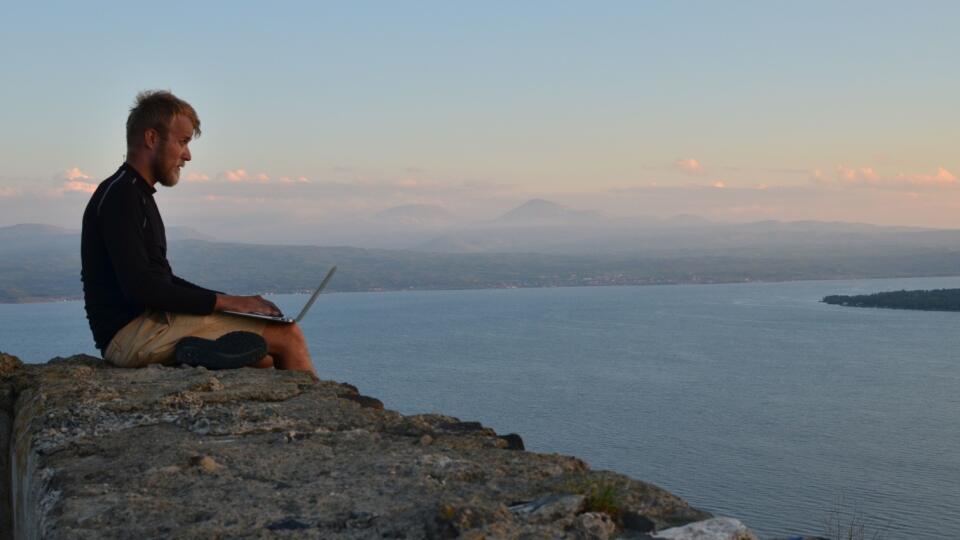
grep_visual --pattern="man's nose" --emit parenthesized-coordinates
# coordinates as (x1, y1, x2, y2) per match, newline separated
(183, 146, 191, 161)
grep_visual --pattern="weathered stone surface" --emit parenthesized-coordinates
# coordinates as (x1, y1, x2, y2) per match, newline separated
(653, 517, 759, 540)
(0, 353, 719, 539)
(0, 352, 22, 378)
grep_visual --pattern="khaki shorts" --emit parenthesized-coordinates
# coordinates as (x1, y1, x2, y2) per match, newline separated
(104, 310, 267, 368)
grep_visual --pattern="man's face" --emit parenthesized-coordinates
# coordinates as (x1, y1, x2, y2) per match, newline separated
(151, 114, 194, 187)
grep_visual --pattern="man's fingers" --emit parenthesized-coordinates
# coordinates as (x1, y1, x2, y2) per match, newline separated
(257, 297, 281, 316)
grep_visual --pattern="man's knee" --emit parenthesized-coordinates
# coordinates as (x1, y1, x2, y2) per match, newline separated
(264, 322, 306, 349)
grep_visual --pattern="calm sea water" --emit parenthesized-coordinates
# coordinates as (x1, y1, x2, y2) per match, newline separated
(2, 277, 959, 539)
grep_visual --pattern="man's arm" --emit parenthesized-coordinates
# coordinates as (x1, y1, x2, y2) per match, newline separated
(171, 274, 223, 296)
(99, 187, 216, 314)
(170, 275, 280, 315)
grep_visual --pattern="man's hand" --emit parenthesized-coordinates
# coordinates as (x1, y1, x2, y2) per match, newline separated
(215, 294, 283, 316)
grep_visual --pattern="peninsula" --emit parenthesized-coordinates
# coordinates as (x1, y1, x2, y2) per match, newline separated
(822, 288, 960, 311)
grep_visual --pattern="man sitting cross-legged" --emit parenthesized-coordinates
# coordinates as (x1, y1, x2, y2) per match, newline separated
(80, 90, 317, 379)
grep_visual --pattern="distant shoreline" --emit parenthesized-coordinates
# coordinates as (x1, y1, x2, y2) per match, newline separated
(8, 274, 960, 305)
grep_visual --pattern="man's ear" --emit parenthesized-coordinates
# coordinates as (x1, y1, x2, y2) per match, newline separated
(144, 128, 160, 150)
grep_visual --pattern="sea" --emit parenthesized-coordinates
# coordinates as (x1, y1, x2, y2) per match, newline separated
(2, 276, 959, 539)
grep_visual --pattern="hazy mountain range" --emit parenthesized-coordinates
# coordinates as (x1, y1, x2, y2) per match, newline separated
(2, 199, 960, 303)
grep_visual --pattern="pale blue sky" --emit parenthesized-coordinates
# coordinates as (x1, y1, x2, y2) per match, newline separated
(2, 1, 959, 234)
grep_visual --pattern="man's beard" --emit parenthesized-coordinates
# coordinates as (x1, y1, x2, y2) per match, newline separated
(151, 143, 180, 187)
(157, 169, 180, 187)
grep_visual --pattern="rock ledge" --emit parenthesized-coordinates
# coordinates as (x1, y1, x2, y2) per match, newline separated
(0, 353, 750, 539)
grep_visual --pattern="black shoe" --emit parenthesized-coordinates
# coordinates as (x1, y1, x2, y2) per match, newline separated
(175, 331, 268, 370)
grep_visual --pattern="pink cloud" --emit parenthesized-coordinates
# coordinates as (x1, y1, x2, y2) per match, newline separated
(218, 170, 305, 183)
(860, 167, 879, 181)
(897, 166, 957, 185)
(63, 167, 91, 181)
(51, 167, 97, 194)
(223, 169, 249, 182)
(0, 186, 18, 197)
(836, 165, 880, 183)
(675, 158, 704, 174)
(712, 180, 726, 189)
(186, 172, 210, 182)
(279, 176, 311, 184)
(60, 180, 97, 194)
(828, 165, 956, 189)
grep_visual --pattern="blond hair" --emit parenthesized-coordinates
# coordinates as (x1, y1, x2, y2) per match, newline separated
(126, 90, 201, 149)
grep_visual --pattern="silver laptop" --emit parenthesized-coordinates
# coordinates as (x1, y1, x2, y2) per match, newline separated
(223, 266, 337, 323)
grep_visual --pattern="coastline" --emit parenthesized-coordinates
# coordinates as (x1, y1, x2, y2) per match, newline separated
(6, 272, 960, 305)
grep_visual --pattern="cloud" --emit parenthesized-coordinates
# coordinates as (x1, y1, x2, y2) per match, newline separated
(896, 166, 957, 185)
(675, 158, 704, 174)
(0, 186, 18, 197)
(712, 180, 726, 189)
(63, 167, 92, 181)
(836, 165, 880, 183)
(53, 168, 97, 194)
(223, 169, 249, 182)
(825, 165, 957, 189)
(278, 176, 310, 184)
(217, 170, 299, 183)
(59, 180, 97, 194)
(186, 172, 210, 182)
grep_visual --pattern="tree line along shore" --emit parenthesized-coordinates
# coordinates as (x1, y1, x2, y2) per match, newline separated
(822, 288, 960, 311)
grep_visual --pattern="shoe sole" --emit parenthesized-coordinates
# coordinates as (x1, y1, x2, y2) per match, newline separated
(175, 331, 268, 370)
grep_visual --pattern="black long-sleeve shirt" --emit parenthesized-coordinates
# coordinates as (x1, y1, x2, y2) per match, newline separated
(81, 163, 218, 351)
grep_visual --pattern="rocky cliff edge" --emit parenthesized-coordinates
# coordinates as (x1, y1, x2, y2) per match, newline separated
(0, 352, 760, 539)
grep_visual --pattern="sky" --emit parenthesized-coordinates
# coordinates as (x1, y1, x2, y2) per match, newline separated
(1, 1, 959, 242)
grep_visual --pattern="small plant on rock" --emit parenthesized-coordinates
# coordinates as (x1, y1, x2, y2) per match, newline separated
(555, 476, 624, 522)
(583, 482, 622, 521)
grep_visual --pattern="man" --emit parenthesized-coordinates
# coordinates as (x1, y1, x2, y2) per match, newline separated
(81, 90, 317, 378)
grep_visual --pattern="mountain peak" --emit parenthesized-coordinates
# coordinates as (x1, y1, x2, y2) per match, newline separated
(499, 199, 591, 223)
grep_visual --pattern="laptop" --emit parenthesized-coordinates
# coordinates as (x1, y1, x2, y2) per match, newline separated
(223, 266, 337, 323)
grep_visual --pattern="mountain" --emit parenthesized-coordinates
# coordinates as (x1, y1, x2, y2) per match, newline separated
(497, 199, 602, 225)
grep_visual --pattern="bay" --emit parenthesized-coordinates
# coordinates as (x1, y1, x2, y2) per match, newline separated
(2, 276, 959, 538)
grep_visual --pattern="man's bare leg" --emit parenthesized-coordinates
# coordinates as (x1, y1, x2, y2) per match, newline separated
(250, 354, 275, 369)
(262, 323, 317, 378)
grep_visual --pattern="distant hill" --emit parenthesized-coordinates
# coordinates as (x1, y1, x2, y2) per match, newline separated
(5, 221, 960, 303)
(0, 223, 77, 237)
(497, 199, 601, 224)
(823, 289, 960, 311)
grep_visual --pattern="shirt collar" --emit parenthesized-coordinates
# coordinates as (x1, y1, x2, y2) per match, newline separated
(121, 162, 157, 195)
